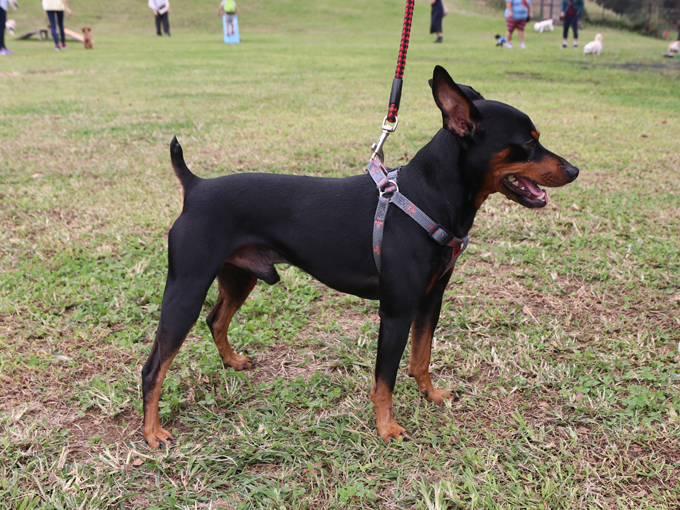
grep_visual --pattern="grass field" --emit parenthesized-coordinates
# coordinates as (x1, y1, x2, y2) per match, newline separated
(1, 0, 679, 508)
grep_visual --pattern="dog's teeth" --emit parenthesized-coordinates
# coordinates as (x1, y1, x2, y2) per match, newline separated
(519, 186, 525, 190)
(508, 175, 517, 183)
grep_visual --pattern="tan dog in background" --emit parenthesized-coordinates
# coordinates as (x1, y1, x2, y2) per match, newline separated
(82, 27, 93, 49)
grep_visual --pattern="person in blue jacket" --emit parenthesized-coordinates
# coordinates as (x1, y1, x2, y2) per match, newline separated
(503, 0, 533, 49)
(560, 0, 583, 48)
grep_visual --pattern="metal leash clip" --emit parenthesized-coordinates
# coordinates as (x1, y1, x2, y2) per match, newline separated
(370, 116, 399, 163)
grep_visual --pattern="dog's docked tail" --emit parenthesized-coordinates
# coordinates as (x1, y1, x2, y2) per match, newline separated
(170, 137, 198, 190)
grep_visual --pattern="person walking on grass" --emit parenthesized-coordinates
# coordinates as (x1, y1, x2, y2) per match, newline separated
(504, 0, 532, 49)
(0, 0, 14, 55)
(43, 0, 72, 51)
(560, 0, 583, 48)
(218, 0, 240, 36)
(149, 0, 171, 36)
(430, 0, 446, 43)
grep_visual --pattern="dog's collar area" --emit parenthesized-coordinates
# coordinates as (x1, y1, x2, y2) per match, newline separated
(367, 157, 468, 276)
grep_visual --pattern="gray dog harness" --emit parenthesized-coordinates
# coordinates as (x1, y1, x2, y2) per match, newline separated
(366, 157, 468, 276)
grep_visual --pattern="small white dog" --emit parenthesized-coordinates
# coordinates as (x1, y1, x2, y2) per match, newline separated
(5, 19, 16, 36)
(669, 40, 680, 53)
(533, 19, 554, 33)
(584, 33, 603, 56)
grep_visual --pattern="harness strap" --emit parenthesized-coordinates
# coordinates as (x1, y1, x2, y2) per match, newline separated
(366, 157, 468, 276)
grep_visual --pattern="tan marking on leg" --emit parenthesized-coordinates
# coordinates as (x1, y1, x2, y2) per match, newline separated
(143, 353, 179, 449)
(409, 321, 451, 404)
(209, 269, 257, 370)
(370, 378, 407, 441)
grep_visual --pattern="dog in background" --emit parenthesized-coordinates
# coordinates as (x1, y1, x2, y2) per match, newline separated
(495, 34, 507, 46)
(583, 33, 603, 55)
(533, 19, 553, 33)
(5, 19, 16, 36)
(669, 40, 680, 53)
(82, 27, 93, 49)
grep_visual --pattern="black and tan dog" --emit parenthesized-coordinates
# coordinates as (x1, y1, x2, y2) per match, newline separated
(141, 65, 578, 447)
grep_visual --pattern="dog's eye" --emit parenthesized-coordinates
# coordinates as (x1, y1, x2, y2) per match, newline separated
(523, 140, 536, 161)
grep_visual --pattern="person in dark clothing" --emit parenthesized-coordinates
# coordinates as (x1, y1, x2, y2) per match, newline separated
(0, 0, 13, 55)
(430, 0, 445, 43)
(43, 0, 72, 51)
(149, 0, 171, 36)
(560, 0, 583, 48)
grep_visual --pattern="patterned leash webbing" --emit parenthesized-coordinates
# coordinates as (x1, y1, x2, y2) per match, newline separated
(366, 158, 468, 275)
(387, 0, 415, 123)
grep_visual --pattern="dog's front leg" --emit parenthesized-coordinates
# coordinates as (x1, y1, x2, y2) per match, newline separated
(409, 270, 456, 404)
(371, 308, 414, 442)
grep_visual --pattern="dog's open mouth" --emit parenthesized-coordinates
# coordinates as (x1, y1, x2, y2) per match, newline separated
(503, 174, 548, 208)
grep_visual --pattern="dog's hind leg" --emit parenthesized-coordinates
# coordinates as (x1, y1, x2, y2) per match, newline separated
(142, 277, 211, 448)
(408, 271, 456, 404)
(206, 263, 258, 371)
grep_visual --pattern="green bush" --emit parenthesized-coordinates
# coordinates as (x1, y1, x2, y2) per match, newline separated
(583, 1, 677, 39)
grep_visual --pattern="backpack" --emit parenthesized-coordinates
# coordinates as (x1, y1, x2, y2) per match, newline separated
(224, 0, 236, 14)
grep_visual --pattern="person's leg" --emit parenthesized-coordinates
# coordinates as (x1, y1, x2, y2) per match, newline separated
(572, 17, 579, 46)
(518, 29, 525, 46)
(162, 12, 170, 35)
(431, 13, 442, 42)
(0, 7, 6, 50)
(57, 10, 66, 46)
(155, 13, 162, 35)
(505, 23, 514, 47)
(46, 11, 60, 49)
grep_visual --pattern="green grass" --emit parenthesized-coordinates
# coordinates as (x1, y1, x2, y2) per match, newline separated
(1, 0, 680, 508)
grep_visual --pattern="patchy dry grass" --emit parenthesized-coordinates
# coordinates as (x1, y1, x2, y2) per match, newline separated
(1, 0, 679, 508)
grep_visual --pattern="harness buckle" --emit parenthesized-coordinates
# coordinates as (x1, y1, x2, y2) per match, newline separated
(429, 226, 453, 245)
(379, 179, 399, 198)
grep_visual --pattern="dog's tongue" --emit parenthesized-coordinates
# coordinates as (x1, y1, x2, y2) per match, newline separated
(515, 175, 544, 196)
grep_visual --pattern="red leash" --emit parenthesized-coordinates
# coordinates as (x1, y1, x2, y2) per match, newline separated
(371, 0, 415, 162)
(365, 3, 469, 275)
(388, 0, 415, 123)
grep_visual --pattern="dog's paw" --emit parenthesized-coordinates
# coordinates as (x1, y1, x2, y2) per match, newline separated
(144, 426, 176, 449)
(422, 387, 458, 404)
(222, 353, 257, 371)
(379, 422, 409, 443)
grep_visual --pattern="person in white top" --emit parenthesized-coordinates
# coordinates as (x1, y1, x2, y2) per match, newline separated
(43, 0, 72, 51)
(0, 0, 14, 55)
(148, 0, 171, 36)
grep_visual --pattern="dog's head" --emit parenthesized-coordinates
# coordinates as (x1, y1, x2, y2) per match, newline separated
(431, 65, 578, 210)
(595, 33, 603, 42)
(82, 27, 91, 34)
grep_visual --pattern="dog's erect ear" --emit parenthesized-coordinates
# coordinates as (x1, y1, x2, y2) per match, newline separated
(431, 65, 484, 143)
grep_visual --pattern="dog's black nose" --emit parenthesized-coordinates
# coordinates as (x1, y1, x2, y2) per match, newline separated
(565, 163, 579, 182)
